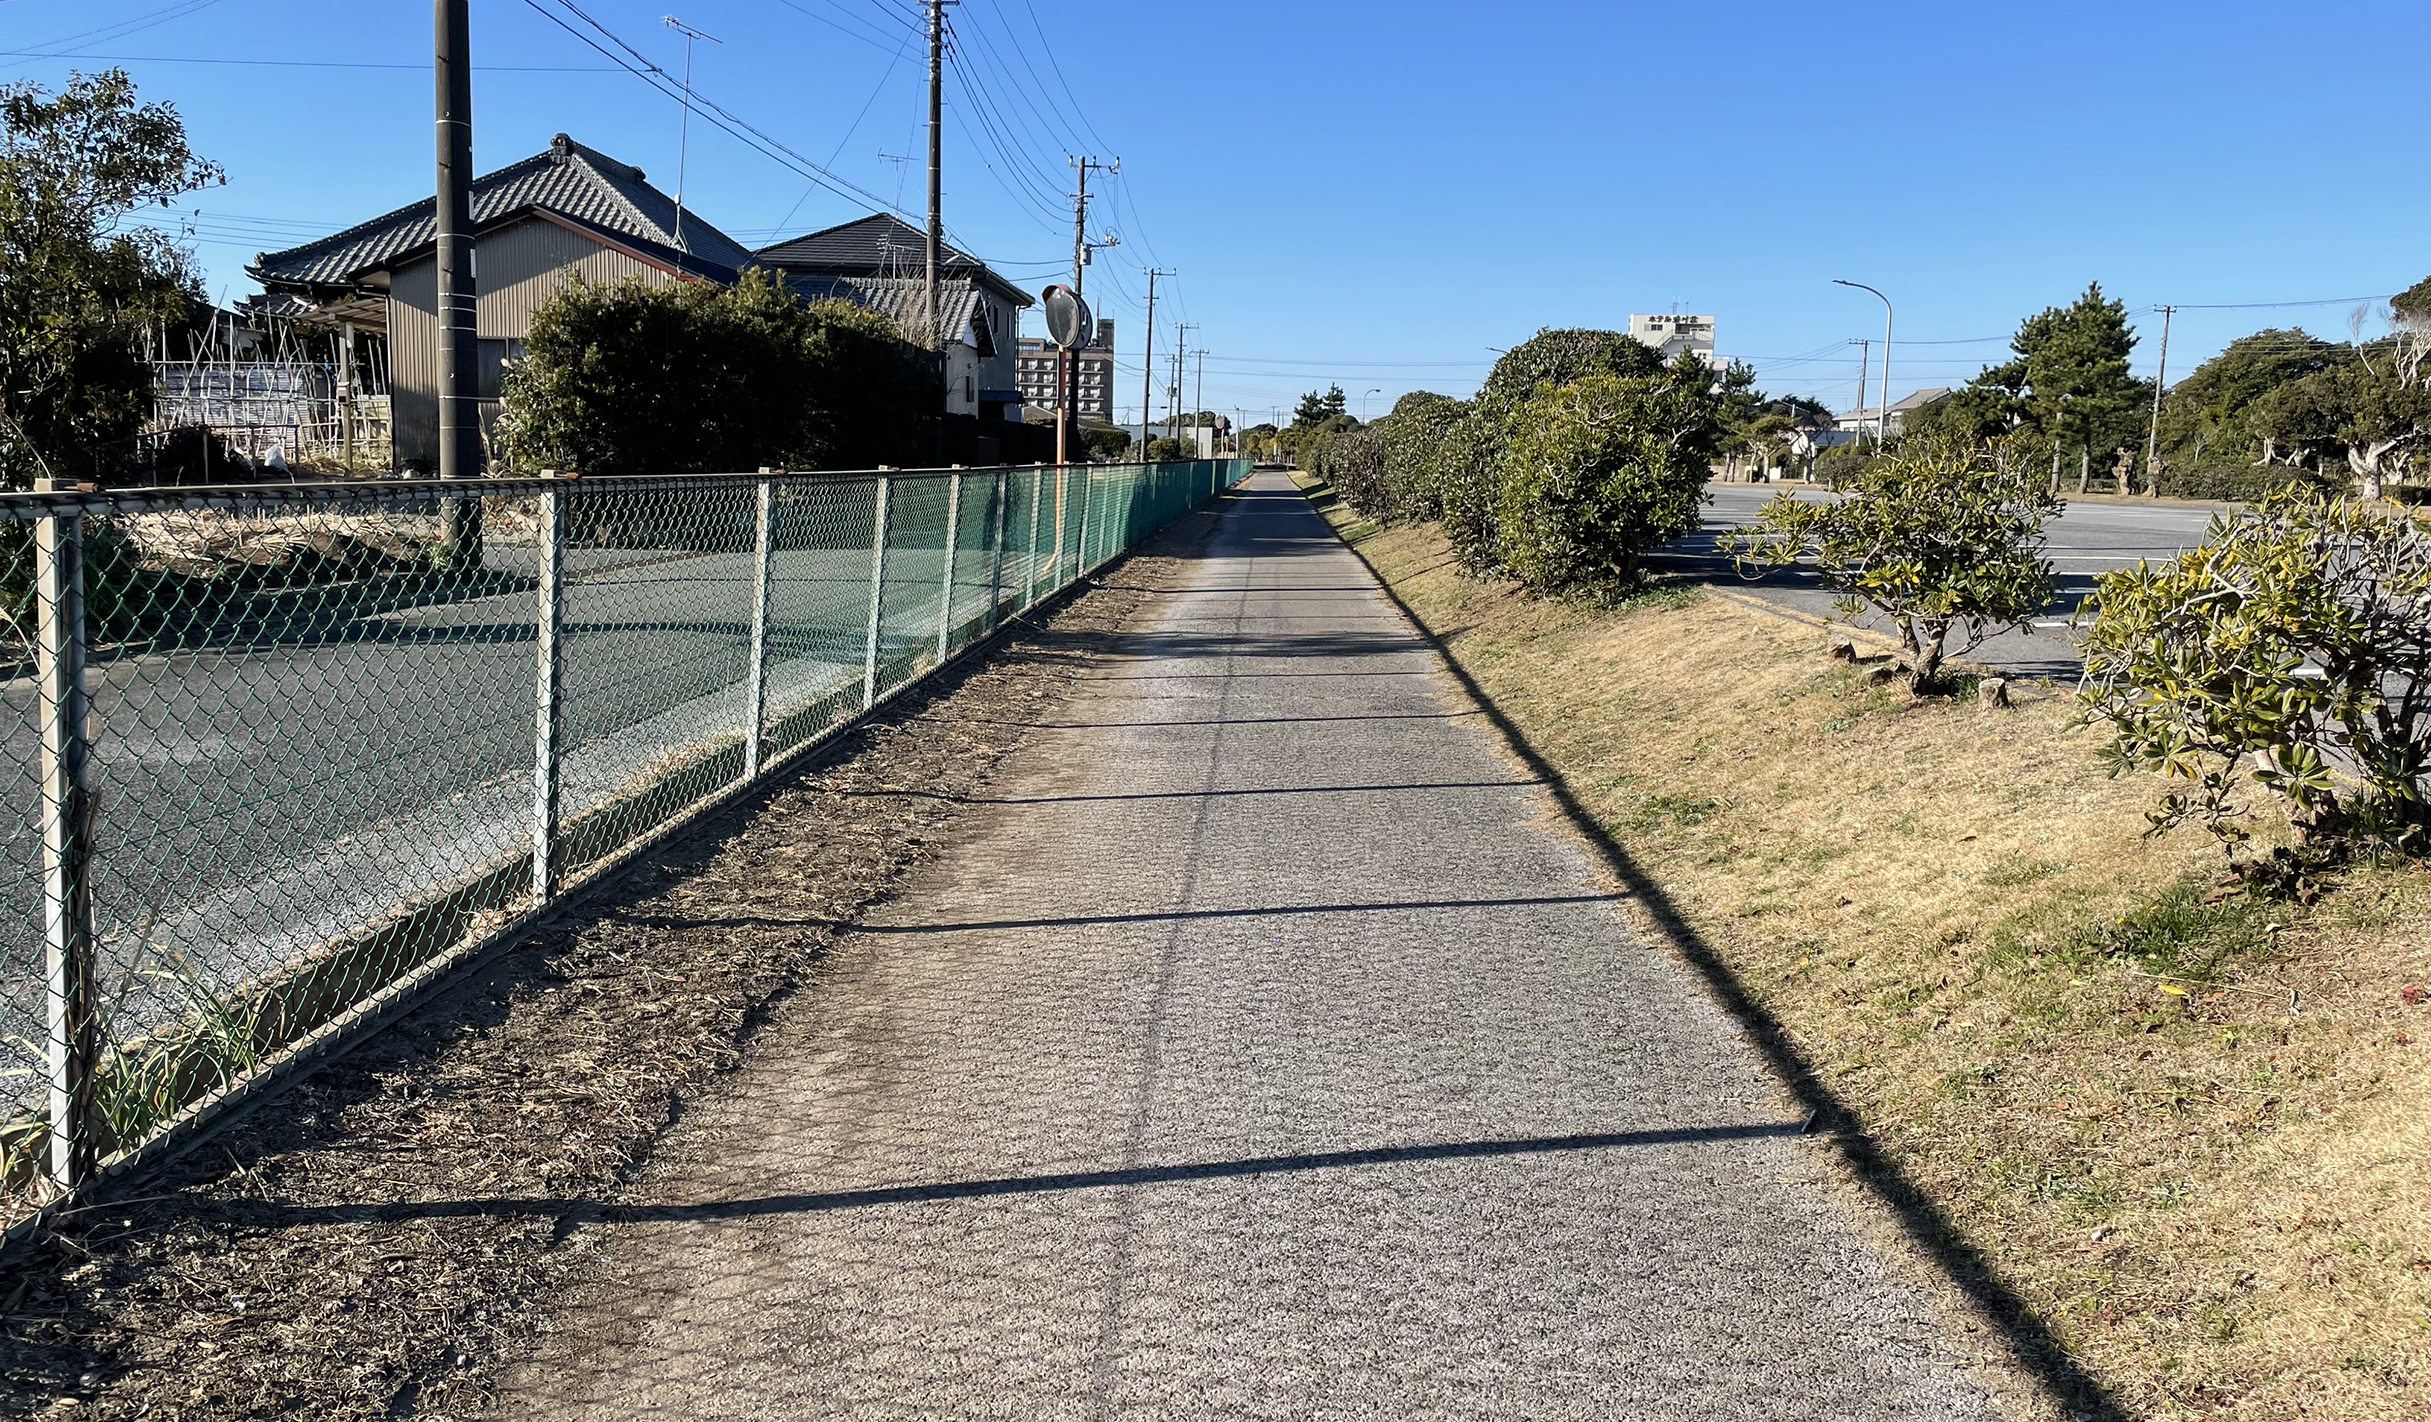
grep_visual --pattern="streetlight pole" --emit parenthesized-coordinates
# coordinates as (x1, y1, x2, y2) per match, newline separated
(1833, 279, 1894, 447)
(1362, 388, 1382, 422)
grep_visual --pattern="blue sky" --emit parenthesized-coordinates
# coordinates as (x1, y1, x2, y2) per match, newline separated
(8, 0, 2429, 428)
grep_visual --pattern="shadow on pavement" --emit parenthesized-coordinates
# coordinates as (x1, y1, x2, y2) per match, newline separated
(191, 1123, 1812, 1230)
(1355, 543, 2131, 1422)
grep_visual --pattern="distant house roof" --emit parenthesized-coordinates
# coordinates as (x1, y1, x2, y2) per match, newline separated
(782, 273, 989, 346)
(1837, 387, 1952, 426)
(247, 133, 754, 292)
(755, 215, 1033, 309)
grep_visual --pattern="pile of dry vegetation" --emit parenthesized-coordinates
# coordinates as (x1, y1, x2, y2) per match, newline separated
(1308, 476, 2430, 1421)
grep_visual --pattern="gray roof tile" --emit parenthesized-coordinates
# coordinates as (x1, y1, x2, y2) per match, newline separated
(249, 134, 754, 289)
(758, 215, 1032, 307)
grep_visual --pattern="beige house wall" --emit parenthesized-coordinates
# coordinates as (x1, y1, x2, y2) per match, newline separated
(388, 217, 678, 468)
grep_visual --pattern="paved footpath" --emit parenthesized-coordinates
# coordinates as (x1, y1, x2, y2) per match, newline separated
(499, 472, 1999, 1420)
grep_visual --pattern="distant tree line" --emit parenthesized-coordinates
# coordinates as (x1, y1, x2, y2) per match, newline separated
(1893, 280, 2431, 502)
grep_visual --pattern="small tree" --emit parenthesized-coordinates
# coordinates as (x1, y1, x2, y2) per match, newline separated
(0, 69, 220, 486)
(1723, 439, 2060, 690)
(2078, 485, 2431, 854)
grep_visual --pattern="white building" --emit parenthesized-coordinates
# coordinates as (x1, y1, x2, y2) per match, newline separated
(1628, 313, 1716, 364)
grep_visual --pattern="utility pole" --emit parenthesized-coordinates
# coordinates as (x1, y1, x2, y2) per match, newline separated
(2142, 304, 2175, 499)
(1064, 156, 1117, 455)
(1849, 338, 1869, 439)
(1196, 350, 1207, 429)
(923, 0, 948, 351)
(663, 17, 723, 260)
(1171, 323, 1196, 444)
(433, 0, 479, 556)
(1139, 267, 1171, 454)
(1067, 156, 1119, 301)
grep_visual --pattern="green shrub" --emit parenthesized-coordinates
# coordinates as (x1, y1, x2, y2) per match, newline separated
(1492, 359, 1732, 593)
(1373, 391, 1468, 522)
(1810, 440, 1877, 488)
(497, 268, 936, 476)
(2078, 484, 2431, 855)
(1426, 330, 1673, 572)
(1430, 413, 1503, 571)
(1313, 425, 1390, 513)
(2157, 461, 2341, 503)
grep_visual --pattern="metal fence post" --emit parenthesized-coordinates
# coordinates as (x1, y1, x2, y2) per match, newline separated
(936, 470, 963, 662)
(863, 473, 892, 708)
(34, 481, 95, 1193)
(1077, 465, 1094, 574)
(1047, 464, 1066, 595)
(985, 469, 1008, 632)
(1022, 466, 1043, 611)
(530, 478, 566, 907)
(745, 474, 774, 778)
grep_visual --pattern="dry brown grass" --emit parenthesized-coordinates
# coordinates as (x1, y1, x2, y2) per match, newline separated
(1321, 490, 2431, 1420)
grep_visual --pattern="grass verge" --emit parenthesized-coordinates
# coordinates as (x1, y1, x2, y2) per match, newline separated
(1300, 473, 2431, 1422)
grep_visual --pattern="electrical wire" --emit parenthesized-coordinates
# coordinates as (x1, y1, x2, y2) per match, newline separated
(2, 0, 227, 71)
(520, 0, 917, 226)
(0, 50, 617, 71)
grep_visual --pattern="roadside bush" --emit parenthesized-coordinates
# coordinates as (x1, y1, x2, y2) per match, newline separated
(1432, 329, 1673, 572)
(1810, 440, 1877, 488)
(497, 268, 936, 476)
(1311, 425, 1389, 511)
(1722, 437, 2060, 690)
(1430, 412, 1503, 572)
(2078, 484, 2431, 857)
(1373, 391, 1467, 522)
(1493, 358, 1732, 593)
(2157, 461, 2341, 503)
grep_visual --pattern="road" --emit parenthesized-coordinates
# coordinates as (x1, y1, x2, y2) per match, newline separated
(499, 471, 1997, 1420)
(1652, 483, 2227, 680)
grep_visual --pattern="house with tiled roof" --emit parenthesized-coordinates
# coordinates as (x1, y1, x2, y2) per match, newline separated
(755, 215, 1032, 427)
(248, 133, 752, 469)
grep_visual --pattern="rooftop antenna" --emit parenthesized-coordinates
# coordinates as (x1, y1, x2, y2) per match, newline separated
(662, 16, 723, 258)
(877, 148, 914, 211)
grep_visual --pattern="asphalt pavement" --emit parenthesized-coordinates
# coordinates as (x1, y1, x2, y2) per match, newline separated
(1655, 483, 2227, 680)
(498, 471, 1998, 1420)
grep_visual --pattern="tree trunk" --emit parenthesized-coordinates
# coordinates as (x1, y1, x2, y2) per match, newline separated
(2050, 440, 2062, 493)
(2349, 444, 2385, 501)
(1909, 617, 1949, 691)
(2077, 445, 2090, 494)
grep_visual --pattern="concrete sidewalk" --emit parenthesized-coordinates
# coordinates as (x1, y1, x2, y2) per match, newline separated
(500, 471, 1998, 1420)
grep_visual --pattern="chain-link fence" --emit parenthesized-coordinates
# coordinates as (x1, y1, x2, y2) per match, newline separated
(0, 458, 1244, 1221)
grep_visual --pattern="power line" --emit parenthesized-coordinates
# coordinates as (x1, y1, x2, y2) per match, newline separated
(519, 0, 917, 227)
(0, 49, 615, 71)
(2, 0, 228, 72)
(2157, 295, 2390, 311)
